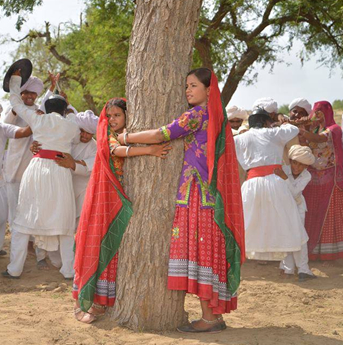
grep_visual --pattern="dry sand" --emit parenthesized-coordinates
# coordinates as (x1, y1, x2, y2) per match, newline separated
(0, 232, 342, 345)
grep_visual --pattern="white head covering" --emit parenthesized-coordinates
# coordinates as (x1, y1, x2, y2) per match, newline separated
(226, 105, 248, 121)
(75, 110, 99, 134)
(288, 145, 315, 165)
(289, 98, 312, 115)
(252, 97, 278, 114)
(20, 76, 44, 95)
(0, 103, 3, 114)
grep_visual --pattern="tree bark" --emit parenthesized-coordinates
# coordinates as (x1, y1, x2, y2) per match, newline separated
(221, 47, 260, 106)
(111, 0, 203, 331)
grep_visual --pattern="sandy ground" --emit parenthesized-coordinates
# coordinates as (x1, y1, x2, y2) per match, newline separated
(0, 232, 343, 345)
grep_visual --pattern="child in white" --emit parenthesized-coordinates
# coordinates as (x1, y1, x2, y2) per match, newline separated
(274, 145, 316, 281)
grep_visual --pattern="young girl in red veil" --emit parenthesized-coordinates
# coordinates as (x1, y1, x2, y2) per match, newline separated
(73, 98, 170, 323)
(117, 68, 245, 333)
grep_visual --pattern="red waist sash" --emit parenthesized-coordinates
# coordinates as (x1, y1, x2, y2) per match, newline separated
(247, 164, 282, 180)
(33, 149, 62, 160)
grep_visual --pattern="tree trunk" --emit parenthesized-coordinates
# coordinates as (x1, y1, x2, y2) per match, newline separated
(221, 47, 260, 107)
(111, 0, 203, 331)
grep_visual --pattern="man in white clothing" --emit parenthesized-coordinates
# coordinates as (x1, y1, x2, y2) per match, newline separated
(0, 122, 32, 257)
(2, 72, 80, 279)
(289, 98, 312, 120)
(234, 108, 308, 262)
(33, 122, 97, 277)
(1, 76, 44, 226)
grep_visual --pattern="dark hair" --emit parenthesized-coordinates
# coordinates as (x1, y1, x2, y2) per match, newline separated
(187, 68, 211, 87)
(44, 96, 68, 116)
(249, 114, 273, 128)
(106, 98, 127, 113)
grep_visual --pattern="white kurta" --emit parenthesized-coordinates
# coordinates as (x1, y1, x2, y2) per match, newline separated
(71, 139, 97, 219)
(234, 124, 309, 260)
(283, 165, 311, 223)
(279, 165, 313, 275)
(1, 105, 36, 225)
(0, 123, 18, 249)
(9, 76, 80, 250)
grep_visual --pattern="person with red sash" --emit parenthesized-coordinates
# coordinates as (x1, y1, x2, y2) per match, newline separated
(301, 101, 343, 261)
(116, 68, 245, 333)
(2, 71, 80, 279)
(234, 108, 308, 263)
(72, 98, 170, 324)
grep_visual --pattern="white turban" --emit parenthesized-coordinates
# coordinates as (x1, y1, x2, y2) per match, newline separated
(226, 106, 248, 121)
(75, 110, 99, 134)
(288, 145, 315, 165)
(289, 98, 312, 115)
(20, 76, 44, 95)
(252, 97, 278, 114)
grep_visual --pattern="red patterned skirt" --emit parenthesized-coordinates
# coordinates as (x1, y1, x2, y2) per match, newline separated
(310, 186, 343, 260)
(72, 253, 118, 308)
(168, 181, 237, 314)
(304, 166, 343, 261)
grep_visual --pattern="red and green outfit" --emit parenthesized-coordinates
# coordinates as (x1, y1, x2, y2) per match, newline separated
(161, 72, 245, 314)
(72, 100, 132, 312)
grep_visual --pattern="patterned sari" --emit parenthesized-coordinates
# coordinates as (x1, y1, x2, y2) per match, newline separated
(72, 99, 133, 312)
(303, 101, 343, 260)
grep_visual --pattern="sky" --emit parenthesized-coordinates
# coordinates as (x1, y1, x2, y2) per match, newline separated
(0, 0, 342, 110)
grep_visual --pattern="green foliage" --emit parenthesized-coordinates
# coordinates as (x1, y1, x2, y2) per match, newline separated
(196, 0, 343, 104)
(332, 99, 343, 110)
(0, 0, 43, 30)
(278, 104, 290, 115)
(5, 0, 343, 107)
(9, 0, 134, 112)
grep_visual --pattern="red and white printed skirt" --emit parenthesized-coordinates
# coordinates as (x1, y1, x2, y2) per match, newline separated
(167, 181, 237, 314)
(73, 253, 118, 308)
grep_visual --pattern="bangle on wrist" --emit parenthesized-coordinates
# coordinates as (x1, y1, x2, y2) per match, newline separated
(126, 145, 132, 157)
(123, 132, 129, 146)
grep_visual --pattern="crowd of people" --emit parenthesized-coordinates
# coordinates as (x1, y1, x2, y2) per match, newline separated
(0, 66, 342, 334)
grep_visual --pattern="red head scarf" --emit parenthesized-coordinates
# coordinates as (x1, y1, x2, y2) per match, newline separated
(206, 71, 245, 294)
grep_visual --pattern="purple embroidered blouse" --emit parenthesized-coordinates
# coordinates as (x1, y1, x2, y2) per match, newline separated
(159, 105, 215, 208)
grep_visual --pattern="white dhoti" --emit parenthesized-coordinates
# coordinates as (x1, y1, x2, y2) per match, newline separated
(279, 244, 313, 275)
(13, 158, 76, 249)
(5, 182, 20, 227)
(279, 205, 312, 274)
(8, 231, 74, 278)
(0, 184, 8, 250)
(242, 174, 309, 260)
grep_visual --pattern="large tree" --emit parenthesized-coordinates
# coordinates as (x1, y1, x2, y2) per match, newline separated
(5, 0, 343, 108)
(111, 0, 202, 331)
(195, 0, 343, 105)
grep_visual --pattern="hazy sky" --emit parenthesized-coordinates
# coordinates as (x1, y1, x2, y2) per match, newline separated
(0, 0, 342, 110)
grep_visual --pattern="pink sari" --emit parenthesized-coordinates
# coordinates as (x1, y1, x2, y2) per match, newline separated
(303, 101, 343, 260)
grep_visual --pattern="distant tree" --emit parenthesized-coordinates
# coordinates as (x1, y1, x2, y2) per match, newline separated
(193, 0, 343, 105)
(278, 104, 290, 115)
(7, 0, 134, 112)
(332, 99, 343, 110)
(0, 0, 43, 30)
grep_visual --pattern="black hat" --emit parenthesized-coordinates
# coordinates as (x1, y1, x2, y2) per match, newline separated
(250, 107, 271, 117)
(44, 94, 68, 115)
(3, 59, 33, 92)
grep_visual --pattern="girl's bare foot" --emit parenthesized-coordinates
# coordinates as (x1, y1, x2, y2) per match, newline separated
(74, 307, 96, 324)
